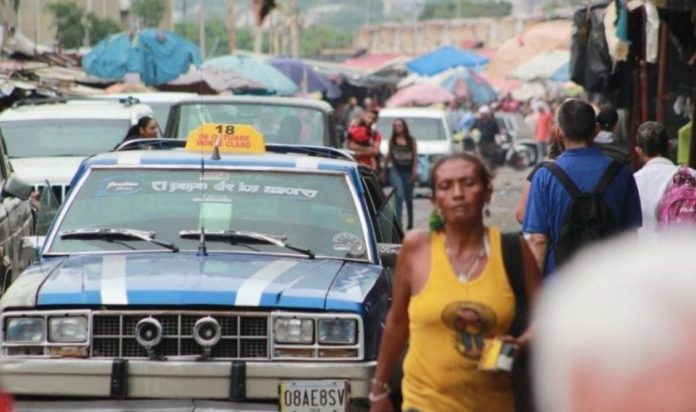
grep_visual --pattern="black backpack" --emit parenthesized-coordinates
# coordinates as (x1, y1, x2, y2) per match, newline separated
(544, 161, 622, 266)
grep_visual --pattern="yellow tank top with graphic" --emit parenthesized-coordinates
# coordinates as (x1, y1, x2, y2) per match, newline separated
(401, 227, 516, 412)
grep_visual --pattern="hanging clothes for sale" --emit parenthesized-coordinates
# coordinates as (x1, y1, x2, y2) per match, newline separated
(570, 1, 615, 93)
(644, 0, 661, 63)
(604, 0, 630, 66)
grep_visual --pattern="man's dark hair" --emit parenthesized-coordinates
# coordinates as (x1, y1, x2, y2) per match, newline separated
(596, 106, 619, 131)
(636, 121, 669, 157)
(557, 99, 597, 142)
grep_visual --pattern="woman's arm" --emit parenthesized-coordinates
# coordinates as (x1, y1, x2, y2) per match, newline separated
(411, 141, 418, 180)
(369, 232, 420, 410)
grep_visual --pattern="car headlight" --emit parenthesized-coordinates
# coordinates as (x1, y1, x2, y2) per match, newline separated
(5, 317, 45, 343)
(318, 319, 357, 345)
(48, 316, 88, 343)
(274, 318, 313, 344)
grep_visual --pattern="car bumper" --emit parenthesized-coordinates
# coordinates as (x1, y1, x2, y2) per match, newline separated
(0, 358, 375, 400)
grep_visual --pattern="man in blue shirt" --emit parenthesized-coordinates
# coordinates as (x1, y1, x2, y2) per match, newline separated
(522, 99, 642, 277)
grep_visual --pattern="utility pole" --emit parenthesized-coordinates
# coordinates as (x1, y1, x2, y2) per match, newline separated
(198, 1, 205, 59)
(227, 0, 236, 53)
(289, 0, 299, 57)
(365, 0, 371, 26)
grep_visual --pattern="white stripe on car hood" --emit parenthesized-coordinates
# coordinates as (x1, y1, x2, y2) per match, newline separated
(235, 260, 299, 306)
(100, 255, 128, 305)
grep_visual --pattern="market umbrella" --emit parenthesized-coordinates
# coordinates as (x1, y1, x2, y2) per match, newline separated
(406, 46, 489, 76)
(511, 49, 570, 82)
(439, 67, 497, 105)
(203, 54, 297, 96)
(267, 57, 341, 99)
(385, 83, 455, 108)
(82, 29, 202, 86)
(156, 67, 266, 95)
(551, 62, 571, 82)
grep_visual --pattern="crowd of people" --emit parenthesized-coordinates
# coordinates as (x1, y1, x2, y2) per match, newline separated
(361, 97, 696, 412)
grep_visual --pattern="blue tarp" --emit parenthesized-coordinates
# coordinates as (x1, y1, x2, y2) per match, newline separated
(440, 68, 497, 105)
(82, 29, 202, 85)
(203, 55, 298, 96)
(551, 62, 570, 82)
(406, 46, 489, 76)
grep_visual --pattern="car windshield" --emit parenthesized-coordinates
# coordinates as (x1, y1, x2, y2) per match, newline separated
(376, 116, 447, 142)
(147, 103, 171, 128)
(48, 168, 368, 260)
(1, 119, 130, 158)
(171, 103, 326, 145)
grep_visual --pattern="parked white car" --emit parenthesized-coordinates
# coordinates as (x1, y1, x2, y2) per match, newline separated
(0, 98, 155, 233)
(375, 107, 455, 185)
(91, 92, 197, 129)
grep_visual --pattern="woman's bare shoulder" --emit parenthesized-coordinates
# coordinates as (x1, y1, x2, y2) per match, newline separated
(402, 229, 431, 251)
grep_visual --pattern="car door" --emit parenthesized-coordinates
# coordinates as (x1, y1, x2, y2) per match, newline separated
(0, 138, 32, 289)
(358, 165, 403, 245)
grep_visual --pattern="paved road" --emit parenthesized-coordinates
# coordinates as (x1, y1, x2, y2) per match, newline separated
(390, 166, 527, 233)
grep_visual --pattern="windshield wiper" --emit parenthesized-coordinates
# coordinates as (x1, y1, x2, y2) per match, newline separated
(60, 228, 179, 252)
(179, 229, 315, 259)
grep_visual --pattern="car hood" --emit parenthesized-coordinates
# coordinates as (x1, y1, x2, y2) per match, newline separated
(11, 157, 84, 186)
(29, 253, 382, 312)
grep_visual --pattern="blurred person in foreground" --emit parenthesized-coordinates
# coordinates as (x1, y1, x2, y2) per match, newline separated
(346, 109, 382, 171)
(534, 231, 696, 412)
(382, 118, 418, 230)
(369, 153, 540, 412)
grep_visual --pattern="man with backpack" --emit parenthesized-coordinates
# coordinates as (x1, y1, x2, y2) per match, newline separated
(634, 121, 696, 237)
(522, 99, 642, 277)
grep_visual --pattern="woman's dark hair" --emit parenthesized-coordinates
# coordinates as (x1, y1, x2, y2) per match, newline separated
(596, 105, 619, 131)
(123, 116, 155, 141)
(429, 153, 492, 194)
(636, 121, 669, 157)
(389, 118, 416, 152)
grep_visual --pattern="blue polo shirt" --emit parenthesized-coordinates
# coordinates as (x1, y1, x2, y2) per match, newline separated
(523, 147, 642, 276)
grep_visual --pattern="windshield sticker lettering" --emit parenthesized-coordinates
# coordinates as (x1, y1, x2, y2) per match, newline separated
(332, 232, 365, 257)
(144, 180, 317, 198)
(263, 186, 318, 198)
(95, 179, 141, 196)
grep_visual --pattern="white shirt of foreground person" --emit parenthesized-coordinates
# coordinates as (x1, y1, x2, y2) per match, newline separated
(533, 231, 696, 412)
(633, 157, 677, 237)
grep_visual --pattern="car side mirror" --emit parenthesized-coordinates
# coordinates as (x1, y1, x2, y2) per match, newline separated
(378, 243, 401, 268)
(2, 176, 33, 201)
(21, 236, 44, 262)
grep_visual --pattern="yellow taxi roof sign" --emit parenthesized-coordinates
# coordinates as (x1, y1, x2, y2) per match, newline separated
(185, 123, 266, 154)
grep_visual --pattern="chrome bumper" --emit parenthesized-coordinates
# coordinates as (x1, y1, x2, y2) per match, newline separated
(0, 358, 375, 400)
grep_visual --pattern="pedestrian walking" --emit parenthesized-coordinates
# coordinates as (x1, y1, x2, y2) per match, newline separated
(534, 105, 553, 160)
(382, 118, 418, 230)
(346, 110, 382, 171)
(369, 153, 540, 412)
(594, 105, 630, 164)
(534, 232, 696, 412)
(522, 99, 642, 277)
(471, 105, 500, 169)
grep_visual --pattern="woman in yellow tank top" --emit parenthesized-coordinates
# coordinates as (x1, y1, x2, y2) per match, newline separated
(369, 153, 540, 412)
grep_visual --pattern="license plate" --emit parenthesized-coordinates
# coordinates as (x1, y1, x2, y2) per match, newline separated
(279, 380, 350, 412)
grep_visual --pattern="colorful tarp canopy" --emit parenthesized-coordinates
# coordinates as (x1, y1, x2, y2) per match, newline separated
(203, 54, 297, 96)
(267, 57, 341, 99)
(406, 46, 489, 76)
(386, 83, 455, 107)
(83, 29, 202, 86)
(511, 49, 570, 82)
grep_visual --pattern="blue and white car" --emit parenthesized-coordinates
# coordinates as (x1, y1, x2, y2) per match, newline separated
(0, 137, 402, 411)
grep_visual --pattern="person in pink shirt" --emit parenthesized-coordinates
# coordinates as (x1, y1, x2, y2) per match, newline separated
(535, 105, 554, 160)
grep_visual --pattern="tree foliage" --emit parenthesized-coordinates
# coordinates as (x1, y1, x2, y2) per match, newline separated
(300, 27, 352, 58)
(48, 2, 122, 49)
(48, 2, 85, 49)
(132, 0, 166, 28)
(419, 0, 512, 20)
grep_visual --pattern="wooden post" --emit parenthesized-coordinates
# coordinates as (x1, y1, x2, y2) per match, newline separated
(227, 0, 236, 53)
(656, 23, 668, 124)
(689, 97, 696, 169)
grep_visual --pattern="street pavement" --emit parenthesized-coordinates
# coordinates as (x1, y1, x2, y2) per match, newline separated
(393, 166, 527, 233)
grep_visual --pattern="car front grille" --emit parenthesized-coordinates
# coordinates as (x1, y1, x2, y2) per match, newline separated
(91, 311, 269, 360)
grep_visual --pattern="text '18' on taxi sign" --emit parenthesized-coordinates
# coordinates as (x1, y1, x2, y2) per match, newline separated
(185, 123, 266, 154)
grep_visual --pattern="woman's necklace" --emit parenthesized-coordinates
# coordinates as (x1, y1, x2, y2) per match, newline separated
(444, 233, 489, 283)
